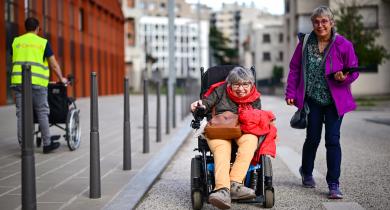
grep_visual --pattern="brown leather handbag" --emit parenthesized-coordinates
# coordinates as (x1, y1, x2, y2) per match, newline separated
(204, 111, 242, 140)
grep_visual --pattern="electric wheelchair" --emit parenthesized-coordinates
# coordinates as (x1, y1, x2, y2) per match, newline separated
(34, 76, 81, 151)
(190, 65, 275, 209)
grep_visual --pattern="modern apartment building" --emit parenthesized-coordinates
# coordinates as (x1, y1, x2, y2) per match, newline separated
(123, 0, 210, 90)
(138, 16, 209, 82)
(241, 14, 285, 84)
(284, 0, 390, 95)
(210, 2, 262, 49)
(1, 0, 125, 106)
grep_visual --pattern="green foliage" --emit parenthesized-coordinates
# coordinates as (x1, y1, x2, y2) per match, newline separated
(334, 5, 390, 67)
(209, 26, 238, 64)
(272, 65, 284, 85)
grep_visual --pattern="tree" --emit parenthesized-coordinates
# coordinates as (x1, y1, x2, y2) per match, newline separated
(272, 65, 284, 85)
(334, 4, 389, 69)
(209, 26, 238, 65)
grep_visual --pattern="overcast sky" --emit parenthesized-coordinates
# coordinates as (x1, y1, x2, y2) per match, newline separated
(185, 0, 285, 15)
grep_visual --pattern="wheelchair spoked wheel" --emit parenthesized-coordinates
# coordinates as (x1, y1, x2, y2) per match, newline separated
(66, 108, 81, 150)
(191, 156, 204, 210)
(262, 156, 275, 208)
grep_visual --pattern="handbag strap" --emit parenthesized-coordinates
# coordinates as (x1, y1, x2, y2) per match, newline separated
(302, 34, 309, 103)
(302, 34, 309, 57)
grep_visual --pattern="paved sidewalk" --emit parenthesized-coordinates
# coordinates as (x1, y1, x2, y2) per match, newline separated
(0, 94, 192, 210)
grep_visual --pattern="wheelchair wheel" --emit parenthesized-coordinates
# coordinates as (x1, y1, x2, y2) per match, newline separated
(264, 189, 274, 208)
(191, 157, 204, 210)
(66, 108, 81, 151)
(192, 191, 203, 210)
(262, 156, 274, 208)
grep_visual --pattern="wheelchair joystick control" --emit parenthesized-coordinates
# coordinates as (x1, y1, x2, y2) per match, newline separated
(191, 106, 206, 129)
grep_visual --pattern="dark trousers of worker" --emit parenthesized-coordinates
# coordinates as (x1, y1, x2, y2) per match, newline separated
(301, 98, 343, 185)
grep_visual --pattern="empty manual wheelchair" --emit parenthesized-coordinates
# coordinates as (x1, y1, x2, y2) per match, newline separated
(34, 76, 81, 151)
(190, 65, 275, 209)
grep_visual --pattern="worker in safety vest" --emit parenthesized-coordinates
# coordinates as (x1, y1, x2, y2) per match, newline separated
(11, 17, 67, 153)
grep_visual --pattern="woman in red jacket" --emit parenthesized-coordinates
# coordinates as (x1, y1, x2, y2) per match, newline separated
(191, 67, 276, 209)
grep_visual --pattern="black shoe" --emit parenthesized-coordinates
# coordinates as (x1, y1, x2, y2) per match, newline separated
(43, 142, 60, 154)
(50, 135, 61, 141)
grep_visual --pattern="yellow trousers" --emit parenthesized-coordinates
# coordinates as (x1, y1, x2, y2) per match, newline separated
(207, 134, 258, 190)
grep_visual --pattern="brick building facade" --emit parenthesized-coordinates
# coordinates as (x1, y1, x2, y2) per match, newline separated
(1, 0, 125, 105)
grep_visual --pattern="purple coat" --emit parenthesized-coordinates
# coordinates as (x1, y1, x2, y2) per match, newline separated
(285, 33, 359, 116)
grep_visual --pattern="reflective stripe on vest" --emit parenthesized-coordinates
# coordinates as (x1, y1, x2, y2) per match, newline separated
(11, 33, 49, 87)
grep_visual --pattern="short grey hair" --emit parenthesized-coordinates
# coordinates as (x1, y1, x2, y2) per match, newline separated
(225, 66, 255, 85)
(311, 5, 334, 22)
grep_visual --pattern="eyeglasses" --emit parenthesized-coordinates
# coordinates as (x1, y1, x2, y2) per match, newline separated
(231, 82, 252, 89)
(313, 19, 330, 27)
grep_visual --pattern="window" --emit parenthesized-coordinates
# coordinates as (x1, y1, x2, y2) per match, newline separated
(263, 52, 271, 61)
(5, 0, 16, 22)
(285, 0, 290, 13)
(25, 0, 35, 17)
(78, 9, 84, 32)
(357, 6, 378, 29)
(263, 34, 270, 43)
(43, 0, 50, 35)
(279, 51, 283, 61)
(127, 19, 135, 46)
(57, 0, 63, 36)
(279, 33, 283, 43)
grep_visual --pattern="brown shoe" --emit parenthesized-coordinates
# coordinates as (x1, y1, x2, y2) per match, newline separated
(208, 188, 231, 209)
(230, 181, 256, 200)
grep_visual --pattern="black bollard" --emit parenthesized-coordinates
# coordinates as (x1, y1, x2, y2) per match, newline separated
(173, 84, 176, 128)
(156, 80, 161, 143)
(90, 72, 101, 198)
(165, 80, 170, 134)
(123, 78, 131, 170)
(21, 64, 37, 210)
(143, 72, 150, 153)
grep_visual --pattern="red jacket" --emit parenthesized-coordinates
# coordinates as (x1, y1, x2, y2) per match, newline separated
(239, 108, 277, 164)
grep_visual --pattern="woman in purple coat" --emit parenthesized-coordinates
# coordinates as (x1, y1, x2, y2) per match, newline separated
(285, 6, 359, 199)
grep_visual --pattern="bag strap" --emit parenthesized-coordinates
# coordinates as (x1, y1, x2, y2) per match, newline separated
(302, 34, 309, 57)
(302, 34, 309, 100)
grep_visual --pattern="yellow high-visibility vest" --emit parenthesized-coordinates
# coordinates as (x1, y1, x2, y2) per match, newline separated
(11, 33, 50, 87)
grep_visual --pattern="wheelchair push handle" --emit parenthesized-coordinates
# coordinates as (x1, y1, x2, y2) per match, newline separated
(50, 74, 74, 86)
(191, 106, 206, 129)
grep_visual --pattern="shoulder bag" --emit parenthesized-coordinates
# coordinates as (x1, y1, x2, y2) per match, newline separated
(204, 111, 242, 139)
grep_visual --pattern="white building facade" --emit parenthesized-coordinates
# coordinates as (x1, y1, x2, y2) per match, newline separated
(242, 15, 285, 84)
(138, 16, 209, 80)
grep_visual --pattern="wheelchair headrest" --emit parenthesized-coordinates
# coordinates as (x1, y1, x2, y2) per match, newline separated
(200, 65, 256, 98)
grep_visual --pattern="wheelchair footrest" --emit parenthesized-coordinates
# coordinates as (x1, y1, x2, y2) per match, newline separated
(236, 195, 264, 204)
